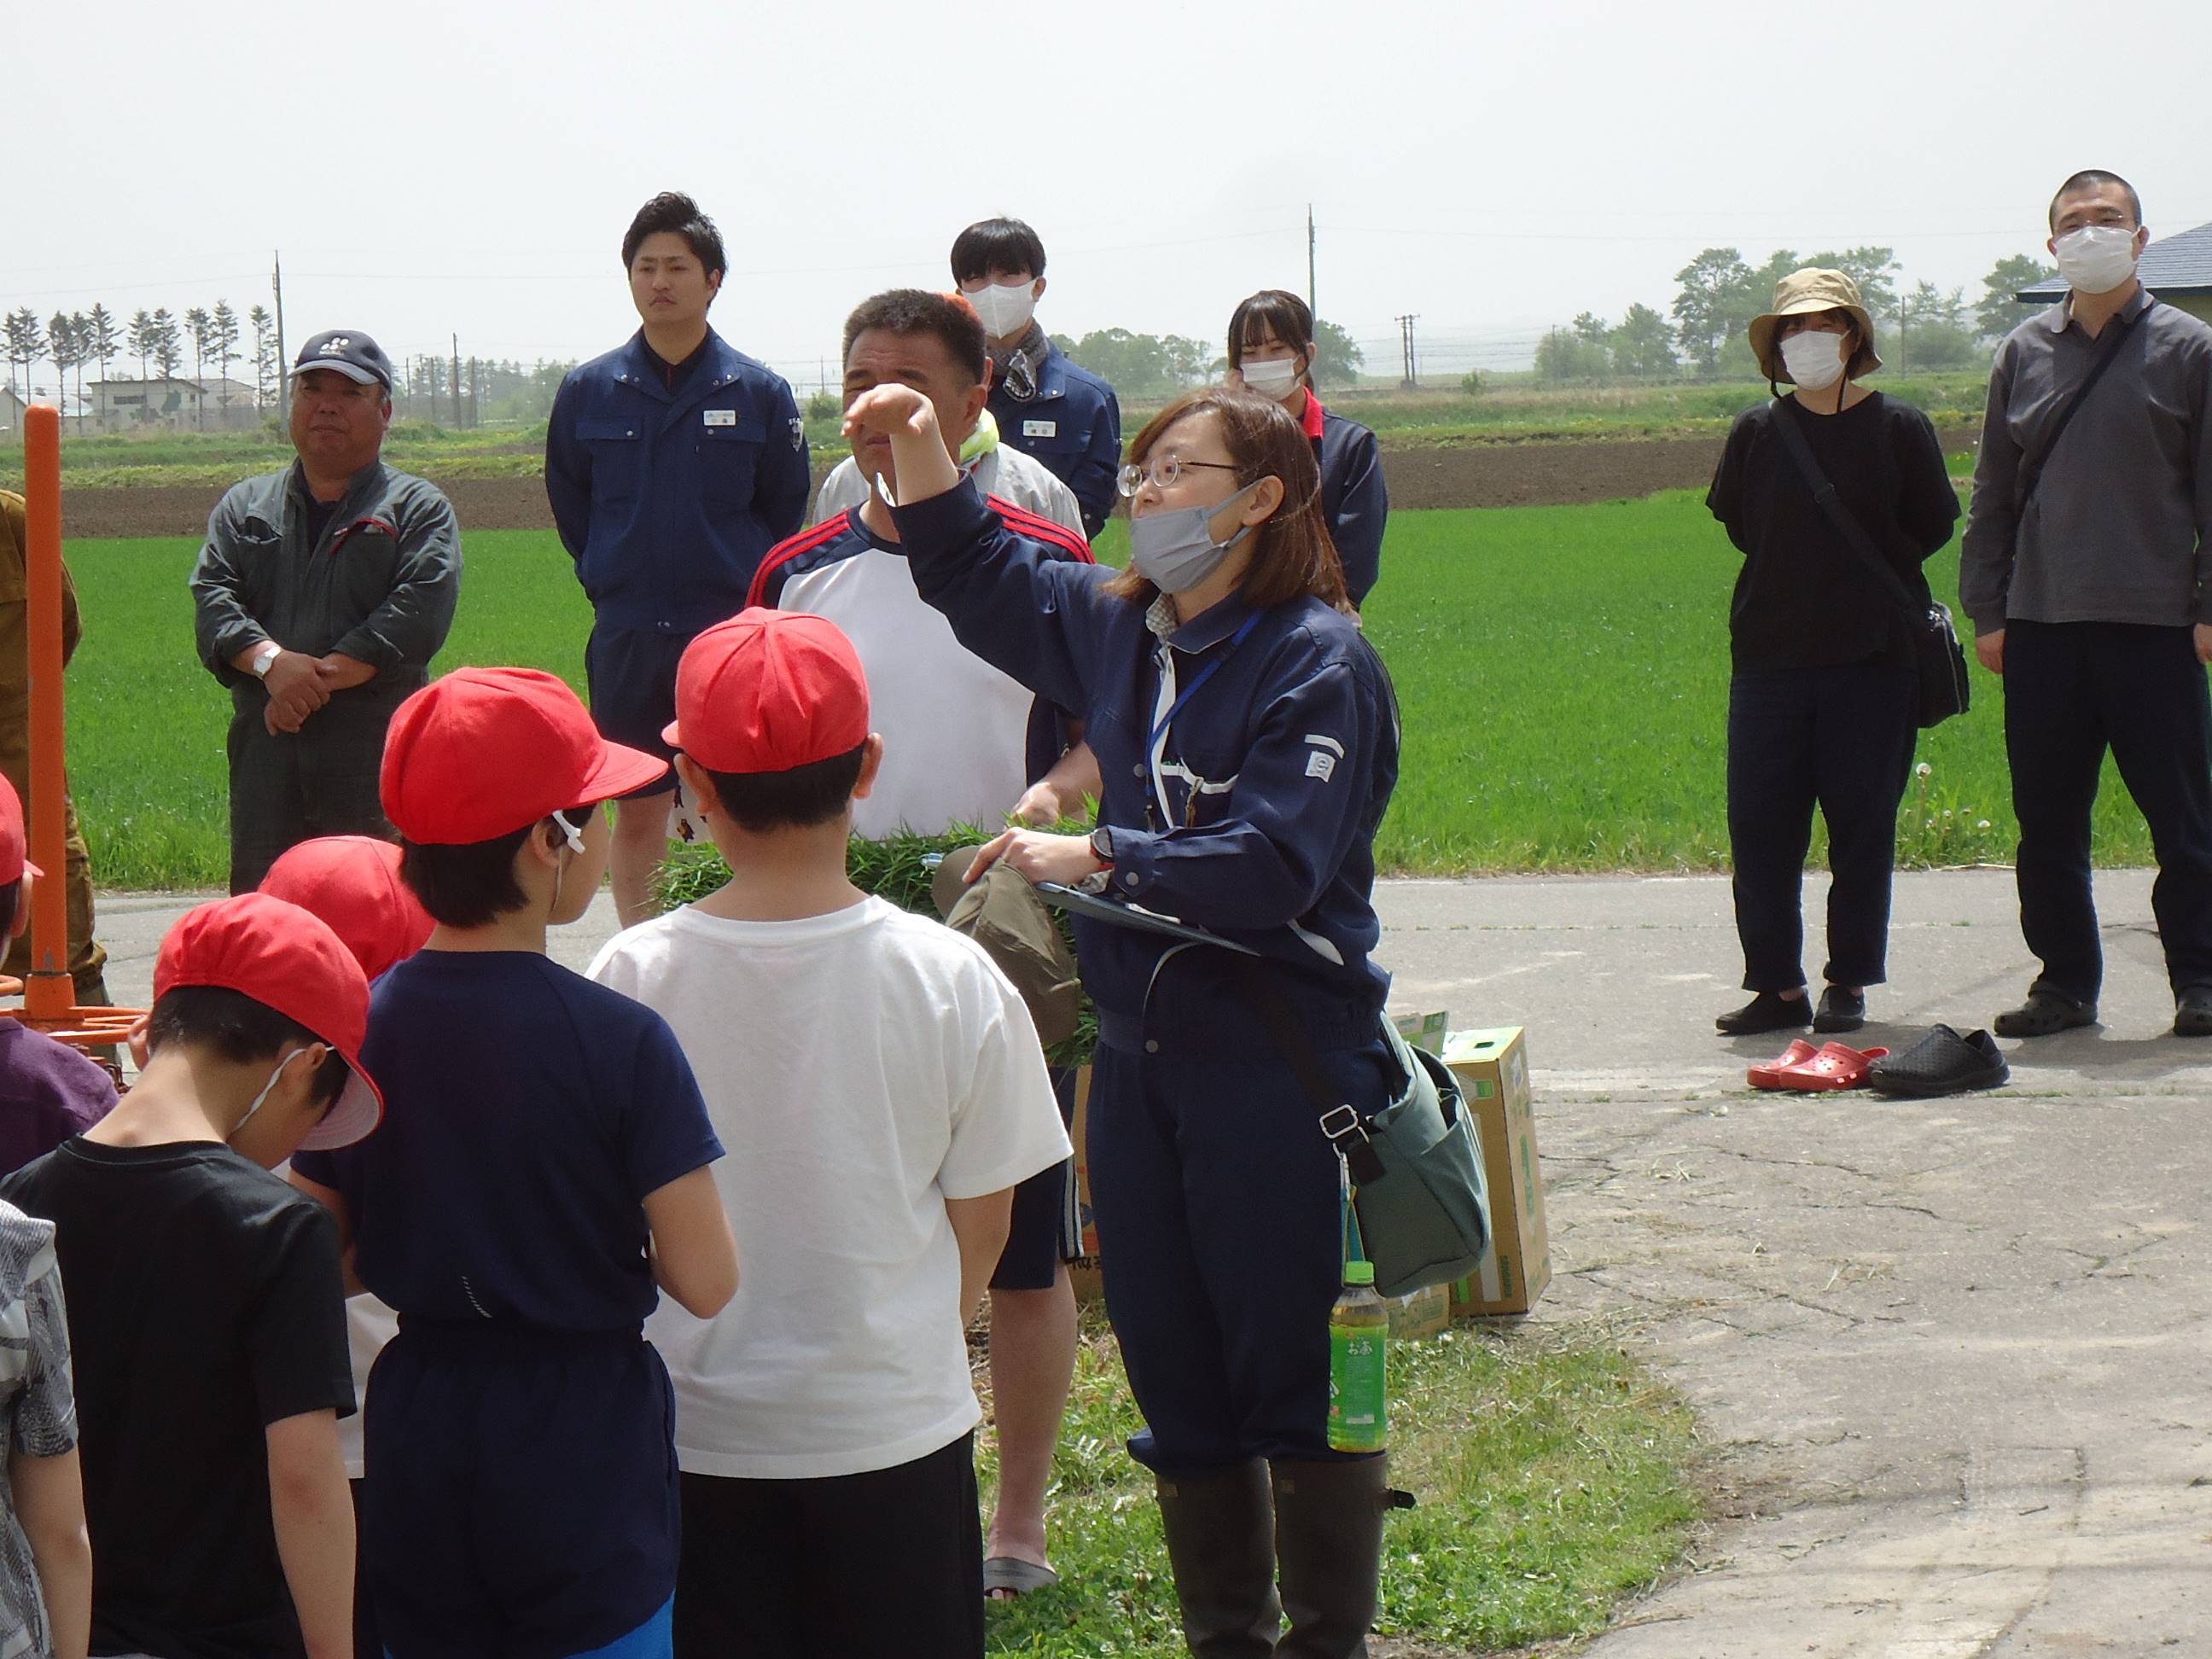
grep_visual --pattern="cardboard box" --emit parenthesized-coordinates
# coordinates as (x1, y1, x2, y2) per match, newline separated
(1442, 1027, 1551, 1318)
(1386, 1283, 1450, 1340)
(1392, 1009, 1450, 1057)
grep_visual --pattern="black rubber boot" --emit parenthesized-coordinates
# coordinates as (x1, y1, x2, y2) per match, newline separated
(1270, 1456, 1388, 1658)
(1154, 1461, 1282, 1656)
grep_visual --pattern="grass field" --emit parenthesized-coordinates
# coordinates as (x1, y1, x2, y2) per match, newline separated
(975, 1311, 1699, 1656)
(61, 497, 2158, 888)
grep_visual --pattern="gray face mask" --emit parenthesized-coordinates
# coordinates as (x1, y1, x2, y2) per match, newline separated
(1128, 483, 1260, 595)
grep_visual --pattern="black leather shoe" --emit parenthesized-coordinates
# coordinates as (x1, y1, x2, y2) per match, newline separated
(1716, 991, 1812, 1036)
(2176, 987, 2212, 1038)
(1992, 991, 2096, 1039)
(1813, 987, 1866, 1033)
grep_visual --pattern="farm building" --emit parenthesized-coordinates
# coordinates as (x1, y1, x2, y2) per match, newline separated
(2017, 220, 2212, 325)
(85, 375, 263, 433)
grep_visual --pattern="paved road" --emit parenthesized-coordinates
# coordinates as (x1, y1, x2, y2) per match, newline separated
(90, 869, 2212, 1656)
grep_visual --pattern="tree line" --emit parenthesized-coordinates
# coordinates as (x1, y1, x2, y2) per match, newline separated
(1531, 250, 2060, 384)
(3, 301, 283, 427)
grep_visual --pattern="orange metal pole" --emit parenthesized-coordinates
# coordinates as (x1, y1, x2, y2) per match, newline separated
(20, 407, 71, 1022)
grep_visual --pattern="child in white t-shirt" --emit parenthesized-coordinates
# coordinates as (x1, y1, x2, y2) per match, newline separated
(588, 608, 1069, 1659)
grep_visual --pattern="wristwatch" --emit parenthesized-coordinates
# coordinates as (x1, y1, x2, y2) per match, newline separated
(249, 642, 282, 678)
(1088, 826, 1115, 870)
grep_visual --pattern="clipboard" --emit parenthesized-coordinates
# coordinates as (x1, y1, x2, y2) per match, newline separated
(1033, 882, 1260, 955)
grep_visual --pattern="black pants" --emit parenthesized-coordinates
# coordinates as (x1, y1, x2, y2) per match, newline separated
(2003, 620, 2212, 1004)
(672, 1435, 983, 1659)
(1726, 659, 1918, 992)
(225, 692, 401, 893)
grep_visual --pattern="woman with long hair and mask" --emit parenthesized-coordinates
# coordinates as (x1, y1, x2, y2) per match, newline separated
(1707, 269, 1959, 1039)
(1225, 290, 1388, 608)
(847, 381, 1401, 1657)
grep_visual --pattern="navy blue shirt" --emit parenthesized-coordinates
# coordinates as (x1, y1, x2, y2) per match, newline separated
(292, 951, 723, 1333)
(988, 341, 1121, 538)
(1312, 399, 1388, 606)
(895, 480, 1398, 1040)
(545, 329, 811, 635)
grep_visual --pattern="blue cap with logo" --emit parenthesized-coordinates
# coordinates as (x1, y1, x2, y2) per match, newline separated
(292, 329, 393, 389)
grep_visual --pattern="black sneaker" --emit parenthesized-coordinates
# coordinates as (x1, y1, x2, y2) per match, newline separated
(2175, 987, 2212, 1038)
(1866, 1025, 2011, 1097)
(1716, 991, 1812, 1036)
(1813, 987, 1866, 1034)
(1992, 991, 2096, 1039)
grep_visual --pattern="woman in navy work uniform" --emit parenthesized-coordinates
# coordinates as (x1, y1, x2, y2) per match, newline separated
(847, 380, 1400, 1658)
(1225, 290, 1388, 608)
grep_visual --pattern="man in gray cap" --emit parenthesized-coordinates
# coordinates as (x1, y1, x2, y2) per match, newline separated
(191, 330, 463, 891)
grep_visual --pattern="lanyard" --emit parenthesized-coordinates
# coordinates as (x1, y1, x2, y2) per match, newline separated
(1149, 611, 1261, 754)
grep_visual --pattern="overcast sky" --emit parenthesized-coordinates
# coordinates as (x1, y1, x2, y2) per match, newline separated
(11, 0, 2210, 392)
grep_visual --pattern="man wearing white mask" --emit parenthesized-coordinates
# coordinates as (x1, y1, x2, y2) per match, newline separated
(952, 218, 1122, 538)
(1961, 170, 2212, 1039)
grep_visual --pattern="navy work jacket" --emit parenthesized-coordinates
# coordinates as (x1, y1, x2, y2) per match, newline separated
(545, 330, 810, 635)
(1307, 395, 1388, 607)
(988, 344, 1121, 540)
(896, 480, 1398, 1044)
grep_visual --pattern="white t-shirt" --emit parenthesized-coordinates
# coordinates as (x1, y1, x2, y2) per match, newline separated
(771, 530, 1042, 841)
(813, 440, 1084, 534)
(337, 1296, 397, 1479)
(587, 896, 1070, 1480)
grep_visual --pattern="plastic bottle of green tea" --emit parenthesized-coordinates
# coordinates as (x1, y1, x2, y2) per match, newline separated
(1327, 1260, 1388, 1453)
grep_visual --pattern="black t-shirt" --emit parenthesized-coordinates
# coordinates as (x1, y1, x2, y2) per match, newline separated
(0, 1138, 353, 1659)
(1706, 392, 1961, 670)
(643, 335, 710, 393)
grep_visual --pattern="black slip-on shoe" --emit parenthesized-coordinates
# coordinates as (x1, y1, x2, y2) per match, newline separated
(2175, 987, 2212, 1038)
(1992, 991, 2096, 1039)
(1813, 987, 1866, 1034)
(1866, 1025, 2011, 1097)
(1716, 991, 1812, 1036)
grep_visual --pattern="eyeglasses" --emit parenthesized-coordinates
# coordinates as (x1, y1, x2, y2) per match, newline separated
(1116, 457, 1243, 498)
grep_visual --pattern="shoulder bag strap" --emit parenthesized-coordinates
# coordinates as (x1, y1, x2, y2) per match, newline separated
(2013, 299, 2150, 515)
(1768, 397, 1918, 617)
(1228, 954, 1387, 1185)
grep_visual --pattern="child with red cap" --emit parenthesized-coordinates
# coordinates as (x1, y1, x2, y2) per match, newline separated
(0, 775, 115, 1179)
(258, 832, 433, 1659)
(288, 666, 736, 1659)
(587, 609, 1070, 1659)
(2, 892, 380, 1659)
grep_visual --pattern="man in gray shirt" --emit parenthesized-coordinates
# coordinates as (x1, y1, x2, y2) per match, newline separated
(1960, 170, 2212, 1038)
(191, 331, 462, 891)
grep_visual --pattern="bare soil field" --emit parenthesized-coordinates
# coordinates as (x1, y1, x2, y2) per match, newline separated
(59, 429, 1981, 538)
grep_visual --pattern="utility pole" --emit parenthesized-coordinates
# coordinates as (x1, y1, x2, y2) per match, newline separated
(451, 334, 461, 428)
(1307, 204, 1317, 318)
(1396, 315, 1420, 388)
(272, 251, 288, 425)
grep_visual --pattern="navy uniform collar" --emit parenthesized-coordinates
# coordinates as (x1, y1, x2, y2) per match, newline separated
(612, 328, 746, 405)
(1151, 590, 1258, 652)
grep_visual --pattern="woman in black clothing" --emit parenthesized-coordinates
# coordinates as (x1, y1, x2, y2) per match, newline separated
(1225, 290, 1389, 607)
(1706, 269, 1961, 1036)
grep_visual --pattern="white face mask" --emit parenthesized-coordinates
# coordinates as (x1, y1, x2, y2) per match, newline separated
(965, 281, 1037, 340)
(1779, 330, 1848, 392)
(230, 1046, 306, 1144)
(1239, 356, 1303, 399)
(2052, 224, 2139, 296)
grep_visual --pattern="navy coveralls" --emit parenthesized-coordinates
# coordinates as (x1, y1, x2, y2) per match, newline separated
(987, 341, 1121, 539)
(897, 480, 1400, 1471)
(1304, 393, 1389, 607)
(544, 330, 809, 758)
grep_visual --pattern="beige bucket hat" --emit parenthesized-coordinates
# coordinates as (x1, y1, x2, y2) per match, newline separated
(1748, 268, 1883, 383)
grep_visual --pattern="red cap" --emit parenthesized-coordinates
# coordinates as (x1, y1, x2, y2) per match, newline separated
(259, 836, 434, 981)
(154, 893, 384, 1151)
(381, 667, 668, 845)
(664, 608, 870, 774)
(0, 775, 40, 885)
